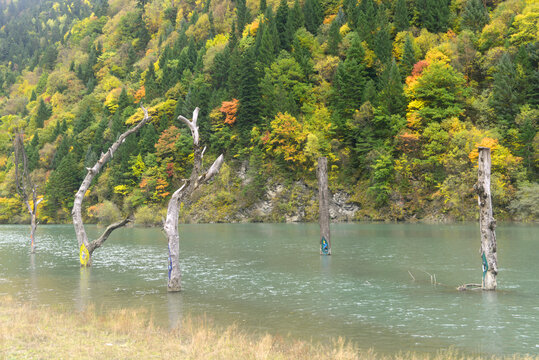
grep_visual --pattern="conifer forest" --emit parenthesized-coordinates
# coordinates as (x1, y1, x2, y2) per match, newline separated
(0, 0, 537, 224)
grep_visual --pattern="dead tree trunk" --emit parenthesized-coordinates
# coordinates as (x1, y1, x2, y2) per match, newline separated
(317, 157, 331, 255)
(165, 107, 224, 292)
(475, 147, 498, 290)
(13, 132, 43, 253)
(72, 105, 150, 267)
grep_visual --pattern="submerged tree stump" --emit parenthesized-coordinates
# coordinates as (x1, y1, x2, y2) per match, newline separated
(165, 107, 224, 292)
(13, 132, 43, 253)
(475, 147, 498, 290)
(317, 157, 331, 255)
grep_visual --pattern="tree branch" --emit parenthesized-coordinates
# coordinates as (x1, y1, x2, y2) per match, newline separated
(72, 104, 150, 263)
(88, 216, 132, 253)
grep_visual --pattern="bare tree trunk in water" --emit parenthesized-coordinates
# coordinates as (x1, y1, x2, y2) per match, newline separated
(165, 107, 224, 292)
(13, 132, 43, 253)
(475, 147, 498, 290)
(72, 105, 150, 266)
(317, 157, 331, 255)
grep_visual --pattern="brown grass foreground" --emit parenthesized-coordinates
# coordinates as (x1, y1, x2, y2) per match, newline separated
(0, 297, 537, 360)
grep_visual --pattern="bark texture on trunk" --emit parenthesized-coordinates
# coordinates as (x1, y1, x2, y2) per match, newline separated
(475, 147, 498, 290)
(317, 157, 331, 255)
(165, 107, 224, 292)
(72, 105, 150, 266)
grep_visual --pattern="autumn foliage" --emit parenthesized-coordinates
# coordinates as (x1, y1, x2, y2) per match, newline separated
(220, 99, 239, 125)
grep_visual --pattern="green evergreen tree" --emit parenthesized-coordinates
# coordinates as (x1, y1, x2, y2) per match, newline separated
(461, 0, 489, 33)
(36, 71, 48, 94)
(343, 0, 359, 29)
(292, 30, 315, 78)
(46, 153, 82, 213)
(289, 0, 305, 32)
(29, 89, 36, 102)
(237, 46, 261, 142)
(144, 63, 159, 100)
(117, 87, 131, 112)
(303, 0, 323, 35)
(415, 0, 450, 33)
(52, 135, 71, 169)
(111, 111, 126, 138)
(26, 132, 40, 171)
(363, 79, 377, 105)
(139, 124, 159, 154)
(374, 6, 392, 65)
(357, 0, 377, 45)
(327, 17, 341, 56)
(35, 98, 51, 128)
(400, 35, 416, 76)
(258, 9, 279, 65)
(489, 53, 520, 134)
(378, 59, 406, 116)
(331, 33, 367, 121)
(210, 46, 231, 89)
(228, 47, 243, 99)
(74, 106, 95, 134)
(41, 45, 57, 70)
(92, 117, 108, 155)
(236, 0, 251, 33)
(276, 0, 292, 51)
(259, 0, 267, 14)
(394, 0, 409, 32)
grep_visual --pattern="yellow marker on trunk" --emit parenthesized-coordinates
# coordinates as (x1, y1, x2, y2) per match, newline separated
(79, 243, 89, 266)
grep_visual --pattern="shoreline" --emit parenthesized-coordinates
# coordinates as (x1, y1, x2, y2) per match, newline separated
(1, 297, 538, 360)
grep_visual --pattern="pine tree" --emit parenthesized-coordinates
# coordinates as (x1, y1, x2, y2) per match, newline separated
(210, 46, 230, 89)
(29, 89, 36, 102)
(258, 8, 279, 65)
(26, 132, 40, 171)
(35, 98, 51, 128)
(332, 33, 368, 121)
(363, 79, 377, 105)
(52, 135, 71, 169)
(236, 0, 251, 33)
(489, 53, 520, 134)
(139, 124, 159, 154)
(357, 0, 377, 45)
(228, 47, 242, 99)
(259, 0, 267, 14)
(343, 0, 359, 29)
(461, 0, 489, 33)
(400, 35, 416, 76)
(374, 6, 392, 65)
(379, 59, 406, 116)
(144, 63, 159, 101)
(276, 0, 292, 51)
(237, 46, 261, 141)
(394, 0, 409, 32)
(328, 17, 341, 56)
(289, 0, 304, 32)
(111, 111, 126, 138)
(92, 118, 108, 155)
(303, 0, 323, 35)
(415, 0, 450, 33)
(74, 106, 95, 134)
(46, 153, 82, 211)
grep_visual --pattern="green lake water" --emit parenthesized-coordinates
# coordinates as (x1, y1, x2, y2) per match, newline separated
(0, 223, 538, 356)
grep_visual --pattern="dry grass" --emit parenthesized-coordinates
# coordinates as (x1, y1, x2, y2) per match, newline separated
(0, 296, 537, 360)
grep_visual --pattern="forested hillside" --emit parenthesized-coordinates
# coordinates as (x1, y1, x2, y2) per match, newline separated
(0, 0, 537, 224)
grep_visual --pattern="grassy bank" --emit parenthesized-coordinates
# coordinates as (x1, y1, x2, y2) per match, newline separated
(0, 297, 537, 360)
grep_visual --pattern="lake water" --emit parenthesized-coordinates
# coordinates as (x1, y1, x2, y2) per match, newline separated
(0, 223, 538, 356)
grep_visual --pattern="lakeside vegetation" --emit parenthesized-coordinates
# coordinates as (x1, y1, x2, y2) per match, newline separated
(1, 297, 537, 359)
(0, 0, 537, 224)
